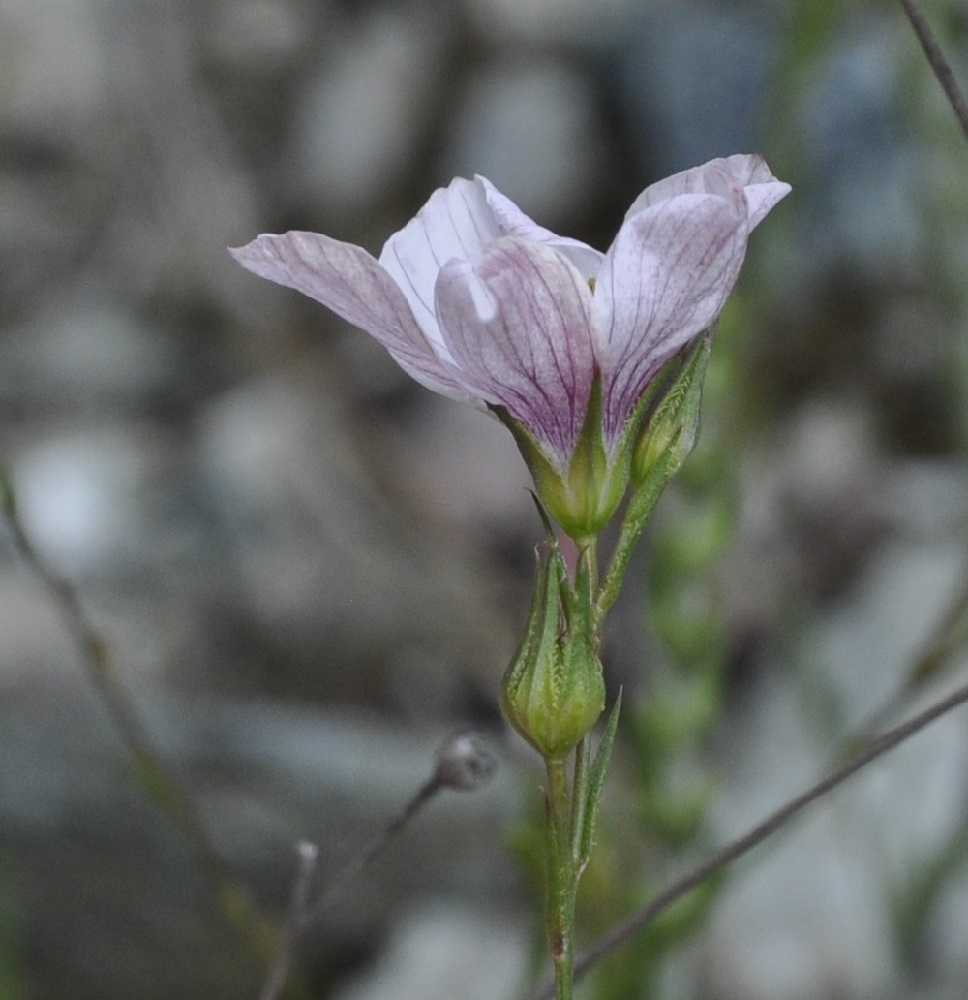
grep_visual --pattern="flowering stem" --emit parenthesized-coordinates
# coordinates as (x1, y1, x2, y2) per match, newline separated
(593, 472, 667, 635)
(544, 755, 578, 1000)
(543, 548, 604, 999)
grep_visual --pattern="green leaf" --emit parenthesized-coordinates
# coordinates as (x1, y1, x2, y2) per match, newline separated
(579, 690, 623, 868)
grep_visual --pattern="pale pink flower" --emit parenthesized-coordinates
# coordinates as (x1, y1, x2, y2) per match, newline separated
(231, 155, 789, 475)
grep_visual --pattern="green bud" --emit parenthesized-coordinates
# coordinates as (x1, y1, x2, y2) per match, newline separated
(632, 333, 712, 488)
(501, 541, 605, 760)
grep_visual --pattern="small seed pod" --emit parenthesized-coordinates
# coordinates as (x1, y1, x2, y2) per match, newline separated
(435, 731, 497, 792)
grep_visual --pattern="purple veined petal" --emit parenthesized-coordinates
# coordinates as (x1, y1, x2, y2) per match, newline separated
(230, 232, 476, 402)
(475, 176, 605, 282)
(711, 154, 791, 230)
(625, 154, 791, 233)
(434, 236, 599, 471)
(595, 190, 749, 443)
(623, 158, 746, 219)
(378, 177, 503, 353)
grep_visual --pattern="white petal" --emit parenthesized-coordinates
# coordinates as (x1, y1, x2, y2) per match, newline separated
(230, 233, 473, 400)
(625, 154, 791, 232)
(624, 159, 743, 218)
(378, 177, 502, 351)
(596, 190, 748, 441)
(476, 176, 605, 281)
(435, 237, 598, 469)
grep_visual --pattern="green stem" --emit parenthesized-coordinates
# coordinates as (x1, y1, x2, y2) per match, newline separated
(593, 472, 667, 635)
(541, 541, 606, 999)
(545, 757, 576, 1000)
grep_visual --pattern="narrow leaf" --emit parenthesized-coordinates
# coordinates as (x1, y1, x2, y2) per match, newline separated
(580, 689, 623, 867)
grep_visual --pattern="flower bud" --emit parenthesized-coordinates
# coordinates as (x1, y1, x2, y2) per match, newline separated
(632, 333, 711, 488)
(501, 541, 605, 760)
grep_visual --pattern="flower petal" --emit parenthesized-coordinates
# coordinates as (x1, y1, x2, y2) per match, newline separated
(595, 189, 749, 442)
(378, 177, 502, 352)
(230, 232, 473, 400)
(722, 154, 792, 231)
(434, 236, 598, 469)
(625, 154, 791, 232)
(476, 176, 605, 281)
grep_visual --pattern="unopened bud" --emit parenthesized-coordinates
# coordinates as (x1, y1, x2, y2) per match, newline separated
(632, 333, 711, 488)
(501, 542, 605, 760)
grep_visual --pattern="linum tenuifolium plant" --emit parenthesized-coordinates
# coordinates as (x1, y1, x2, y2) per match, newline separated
(231, 155, 790, 999)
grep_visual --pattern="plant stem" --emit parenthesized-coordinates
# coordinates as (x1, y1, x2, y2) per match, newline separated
(593, 473, 666, 635)
(545, 757, 576, 1000)
(898, 0, 968, 145)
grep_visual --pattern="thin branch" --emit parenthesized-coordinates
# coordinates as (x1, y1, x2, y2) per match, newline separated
(0, 472, 227, 881)
(306, 776, 443, 928)
(258, 775, 442, 1000)
(527, 678, 968, 1000)
(259, 843, 319, 1000)
(258, 731, 496, 1000)
(0, 471, 285, 986)
(899, 0, 968, 144)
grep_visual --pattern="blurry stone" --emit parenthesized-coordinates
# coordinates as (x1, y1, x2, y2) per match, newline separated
(11, 425, 165, 578)
(205, 0, 314, 72)
(0, 0, 107, 131)
(194, 374, 517, 711)
(813, 539, 965, 730)
(614, 6, 776, 175)
(724, 395, 886, 619)
(0, 574, 78, 686)
(798, 20, 921, 284)
(779, 396, 879, 513)
(707, 652, 968, 1000)
(881, 461, 968, 538)
(708, 704, 898, 999)
(0, 304, 177, 410)
(442, 57, 606, 226)
(926, 869, 968, 994)
(393, 399, 534, 542)
(287, 7, 452, 215)
(332, 902, 528, 1000)
(706, 441, 968, 999)
(0, 675, 523, 1000)
(464, 0, 630, 45)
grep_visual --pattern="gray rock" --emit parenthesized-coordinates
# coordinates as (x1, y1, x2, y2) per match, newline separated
(442, 57, 606, 227)
(332, 901, 528, 1000)
(1, 674, 522, 1000)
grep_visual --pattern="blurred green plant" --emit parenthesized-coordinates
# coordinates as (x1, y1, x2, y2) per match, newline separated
(581, 291, 748, 1000)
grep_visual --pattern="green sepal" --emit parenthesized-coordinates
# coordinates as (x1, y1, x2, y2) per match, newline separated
(495, 378, 629, 544)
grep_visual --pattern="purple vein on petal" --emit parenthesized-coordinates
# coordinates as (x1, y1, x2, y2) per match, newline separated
(435, 237, 595, 467)
(379, 178, 502, 352)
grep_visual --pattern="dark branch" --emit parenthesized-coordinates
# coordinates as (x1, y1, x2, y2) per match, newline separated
(899, 0, 968, 144)
(258, 732, 496, 1000)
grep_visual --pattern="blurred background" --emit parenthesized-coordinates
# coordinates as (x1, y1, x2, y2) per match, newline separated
(3, 0, 968, 997)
